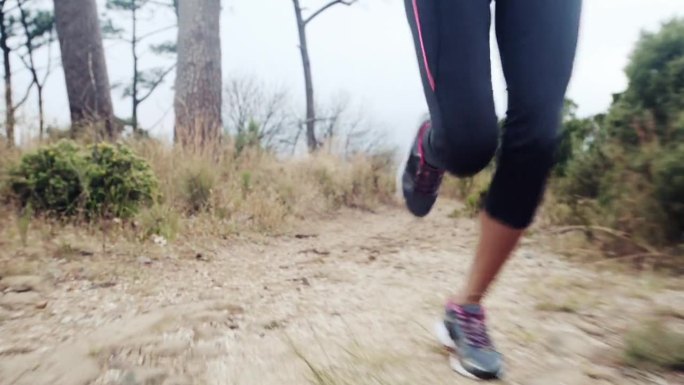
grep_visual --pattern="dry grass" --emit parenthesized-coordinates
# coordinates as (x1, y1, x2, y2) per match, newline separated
(129, 139, 396, 238)
(528, 275, 605, 314)
(0, 139, 397, 277)
(291, 339, 416, 385)
(623, 320, 684, 371)
(655, 306, 684, 320)
(535, 300, 581, 314)
(441, 172, 492, 219)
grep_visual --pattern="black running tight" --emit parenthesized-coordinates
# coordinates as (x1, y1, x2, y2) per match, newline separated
(405, 0, 582, 228)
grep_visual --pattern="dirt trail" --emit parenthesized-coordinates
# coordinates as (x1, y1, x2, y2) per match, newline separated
(0, 201, 682, 385)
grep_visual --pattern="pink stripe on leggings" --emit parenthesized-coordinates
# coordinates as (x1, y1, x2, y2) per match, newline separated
(412, 0, 435, 91)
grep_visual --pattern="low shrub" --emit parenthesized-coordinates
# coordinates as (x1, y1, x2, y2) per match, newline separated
(84, 142, 158, 219)
(9, 140, 87, 216)
(623, 320, 684, 371)
(8, 140, 158, 220)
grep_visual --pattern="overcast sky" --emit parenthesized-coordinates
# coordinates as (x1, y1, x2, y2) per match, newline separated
(10, 0, 684, 148)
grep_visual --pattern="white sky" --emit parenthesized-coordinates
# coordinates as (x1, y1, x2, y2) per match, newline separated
(8, 0, 684, 148)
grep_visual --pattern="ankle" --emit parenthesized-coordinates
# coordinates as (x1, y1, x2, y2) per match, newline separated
(449, 293, 484, 306)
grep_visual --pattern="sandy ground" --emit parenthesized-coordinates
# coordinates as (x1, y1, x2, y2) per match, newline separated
(0, 200, 682, 385)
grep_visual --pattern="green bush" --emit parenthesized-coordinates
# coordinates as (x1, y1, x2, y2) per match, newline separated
(85, 142, 158, 219)
(654, 143, 684, 241)
(559, 147, 609, 201)
(9, 141, 88, 216)
(9, 140, 158, 220)
(549, 20, 684, 253)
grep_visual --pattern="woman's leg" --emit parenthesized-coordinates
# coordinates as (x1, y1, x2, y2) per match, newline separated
(453, 212, 523, 304)
(403, 0, 509, 380)
(403, 0, 499, 177)
(454, 0, 582, 305)
(402, 0, 499, 217)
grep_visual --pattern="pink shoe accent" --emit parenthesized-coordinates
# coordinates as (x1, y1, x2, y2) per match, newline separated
(417, 121, 431, 167)
(412, 0, 436, 91)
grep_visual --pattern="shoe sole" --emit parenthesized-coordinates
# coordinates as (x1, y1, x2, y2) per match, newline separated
(434, 320, 504, 381)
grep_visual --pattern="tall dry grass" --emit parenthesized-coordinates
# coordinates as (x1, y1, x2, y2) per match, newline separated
(128, 139, 397, 239)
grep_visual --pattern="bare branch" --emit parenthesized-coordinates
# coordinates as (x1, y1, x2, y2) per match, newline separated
(137, 63, 175, 103)
(224, 75, 296, 152)
(40, 29, 55, 85)
(3, 0, 33, 14)
(135, 24, 176, 42)
(13, 81, 33, 110)
(547, 225, 660, 255)
(146, 0, 175, 8)
(303, 0, 357, 26)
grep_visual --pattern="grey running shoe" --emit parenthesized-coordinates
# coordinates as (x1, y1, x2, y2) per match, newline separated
(435, 302, 504, 380)
(402, 121, 444, 217)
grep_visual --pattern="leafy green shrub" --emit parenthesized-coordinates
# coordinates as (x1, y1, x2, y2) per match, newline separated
(559, 147, 609, 201)
(85, 142, 158, 219)
(654, 143, 684, 241)
(9, 141, 87, 216)
(549, 20, 684, 255)
(9, 140, 158, 220)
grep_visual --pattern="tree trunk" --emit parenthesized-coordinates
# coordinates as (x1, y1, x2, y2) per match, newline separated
(37, 83, 44, 139)
(0, 0, 14, 147)
(174, 0, 222, 149)
(53, 0, 118, 140)
(17, 0, 44, 140)
(131, 4, 139, 135)
(292, 0, 317, 152)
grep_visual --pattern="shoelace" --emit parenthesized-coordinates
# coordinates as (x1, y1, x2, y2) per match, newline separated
(460, 311, 493, 349)
(415, 164, 444, 194)
(449, 306, 493, 349)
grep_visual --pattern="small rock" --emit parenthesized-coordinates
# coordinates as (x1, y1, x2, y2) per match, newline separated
(0, 275, 47, 293)
(35, 300, 48, 309)
(263, 320, 283, 330)
(0, 307, 11, 320)
(91, 281, 117, 289)
(583, 365, 620, 382)
(0, 292, 43, 310)
(523, 368, 587, 385)
(121, 367, 168, 385)
(545, 329, 602, 357)
(193, 325, 222, 340)
(192, 341, 224, 358)
(146, 340, 189, 357)
(162, 375, 192, 385)
(294, 233, 317, 239)
(137, 256, 153, 265)
(576, 320, 606, 337)
(152, 235, 167, 247)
